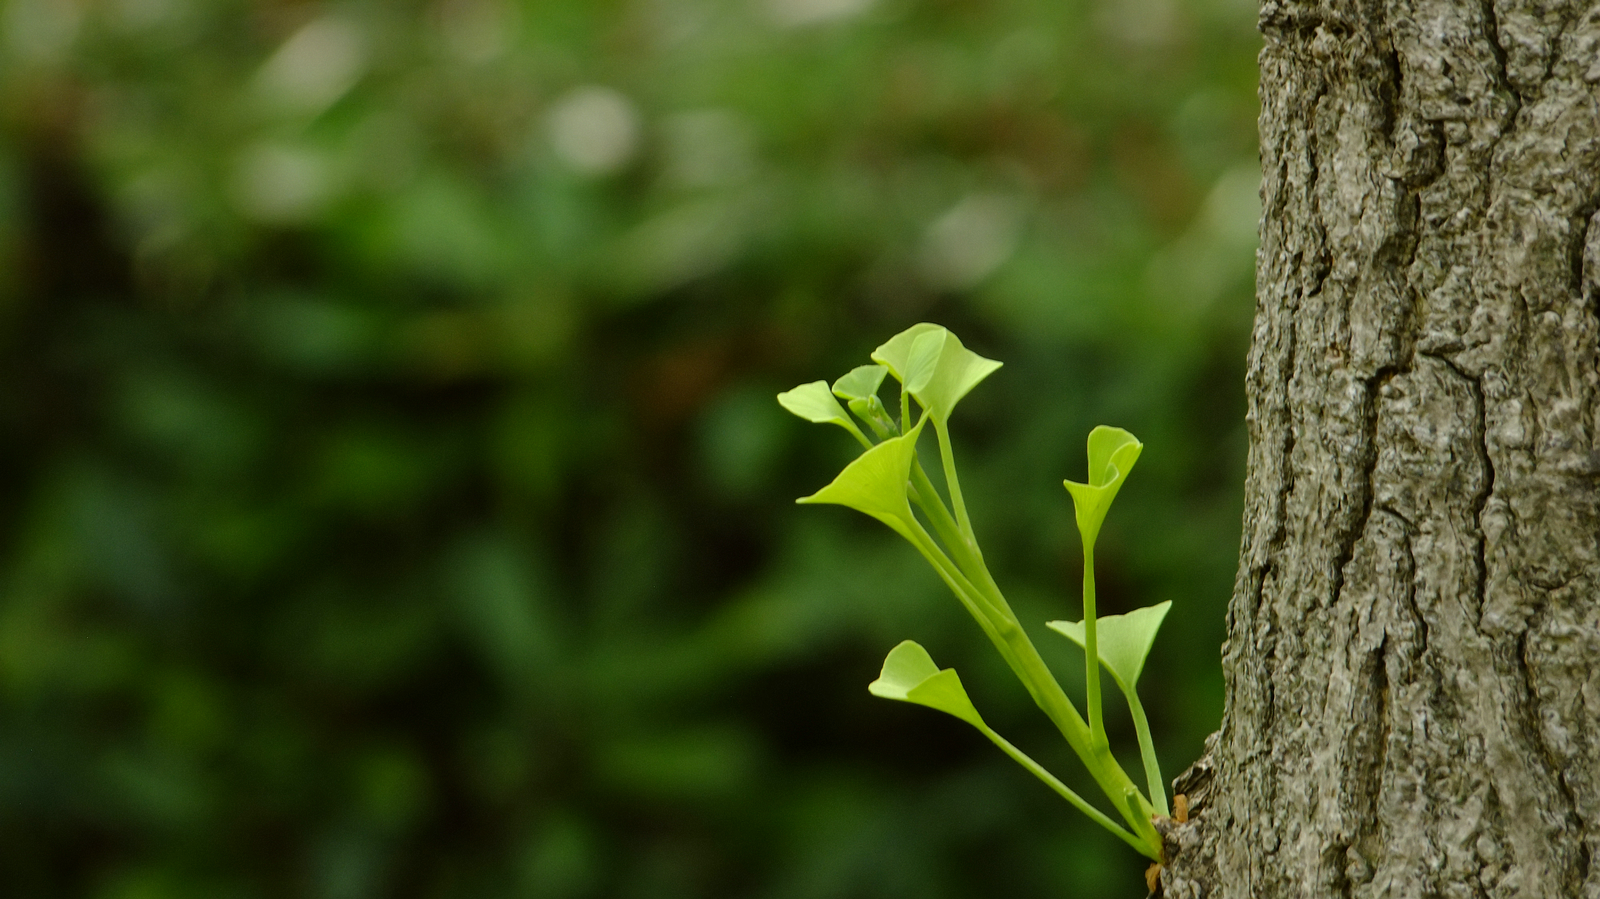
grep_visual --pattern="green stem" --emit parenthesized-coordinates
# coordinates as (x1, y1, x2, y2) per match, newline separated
(901, 515, 1154, 844)
(978, 724, 1156, 859)
(1123, 685, 1169, 818)
(895, 445, 1159, 851)
(932, 421, 974, 540)
(992, 600, 1160, 848)
(899, 517, 1013, 649)
(909, 462, 982, 571)
(1083, 543, 1105, 750)
(844, 422, 873, 450)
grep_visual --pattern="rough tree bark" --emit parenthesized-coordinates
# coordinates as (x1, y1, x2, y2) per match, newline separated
(1158, 0, 1600, 896)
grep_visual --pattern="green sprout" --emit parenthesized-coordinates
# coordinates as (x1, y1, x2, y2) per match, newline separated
(778, 323, 1174, 862)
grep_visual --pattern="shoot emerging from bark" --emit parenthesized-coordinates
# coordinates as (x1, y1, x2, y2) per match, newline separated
(779, 323, 1176, 862)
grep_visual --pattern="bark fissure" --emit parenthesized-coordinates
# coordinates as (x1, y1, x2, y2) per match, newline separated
(1394, 516, 1426, 663)
(1482, 0, 1516, 103)
(1571, 192, 1600, 311)
(1589, 210, 1600, 327)
(1514, 623, 1588, 895)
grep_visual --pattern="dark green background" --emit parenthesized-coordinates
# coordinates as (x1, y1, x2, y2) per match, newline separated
(0, 0, 1257, 896)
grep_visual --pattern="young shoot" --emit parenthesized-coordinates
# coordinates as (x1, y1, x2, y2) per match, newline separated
(778, 323, 1176, 865)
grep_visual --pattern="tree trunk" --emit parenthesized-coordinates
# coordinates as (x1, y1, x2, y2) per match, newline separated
(1159, 0, 1600, 896)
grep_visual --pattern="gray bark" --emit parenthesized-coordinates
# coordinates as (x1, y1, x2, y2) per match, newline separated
(1159, 0, 1600, 896)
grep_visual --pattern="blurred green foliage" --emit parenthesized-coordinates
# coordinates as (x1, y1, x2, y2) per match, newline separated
(0, 0, 1257, 896)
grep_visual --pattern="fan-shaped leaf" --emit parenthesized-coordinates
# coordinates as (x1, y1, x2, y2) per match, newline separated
(796, 418, 926, 538)
(913, 333, 1000, 425)
(1064, 426, 1142, 546)
(779, 381, 853, 427)
(1087, 426, 1142, 488)
(872, 324, 1002, 424)
(870, 323, 943, 383)
(867, 640, 986, 728)
(832, 365, 889, 401)
(1047, 601, 1171, 693)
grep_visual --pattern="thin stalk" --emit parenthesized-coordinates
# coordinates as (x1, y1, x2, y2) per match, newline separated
(896, 528, 1041, 734)
(1123, 686, 1169, 818)
(932, 421, 974, 539)
(900, 387, 911, 434)
(845, 424, 873, 450)
(899, 491, 1157, 850)
(909, 462, 981, 570)
(993, 603, 1160, 847)
(899, 517, 1013, 646)
(978, 725, 1156, 860)
(946, 562, 1154, 842)
(1082, 544, 1106, 749)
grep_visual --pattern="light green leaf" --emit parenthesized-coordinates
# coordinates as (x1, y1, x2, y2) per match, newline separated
(1087, 426, 1142, 488)
(867, 640, 986, 729)
(796, 418, 926, 537)
(1063, 426, 1142, 546)
(778, 381, 853, 426)
(903, 329, 946, 394)
(779, 381, 870, 446)
(832, 365, 889, 401)
(914, 334, 1001, 424)
(870, 323, 943, 383)
(1047, 601, 1171, 693)
(872, 324, 1002, 424)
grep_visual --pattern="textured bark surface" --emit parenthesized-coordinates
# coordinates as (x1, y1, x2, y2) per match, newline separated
(1160, 0, 1600, 896)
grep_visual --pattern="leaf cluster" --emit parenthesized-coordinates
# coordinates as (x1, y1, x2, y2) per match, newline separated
(781, 324, 1178, 862)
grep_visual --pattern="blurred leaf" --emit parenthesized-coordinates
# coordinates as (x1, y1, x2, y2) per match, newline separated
(447, 532, 563, 688)
(870, 323, 944, 384)
(595, 727, 759, 801)
(778, 381, 851, 427)
(831, 364, 887, 401)
(699, 386, 788, 499)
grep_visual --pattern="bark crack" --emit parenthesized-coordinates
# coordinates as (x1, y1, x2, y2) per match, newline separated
(1481, 0, 1518, 106)
(1571, 190, 1600, 315)
(1278, 310, 1299, 534)
(1395, 516, 1426, 663)
(1483, 0, 1524, 158)
(1515, 624, 1589, 894)
(1327, 368, 1393, 609)
(1427, 351, 1495, 618)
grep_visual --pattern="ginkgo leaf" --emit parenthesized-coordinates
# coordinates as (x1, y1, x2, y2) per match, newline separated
(1087, 426, 1142, 488)
(867, 640, 986, 728)
(911, 332, 1001, 425)
(1047, 601, 1171, 694)
(779, 381, 854, 427)
(872, 324, 1002, 424)
(871, 323, 944, 383)
(1064, 426, 1142, 546)
(796, 418, 926, 538)
(832, 365, 889, 401)
(903, 329, 946, 394)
